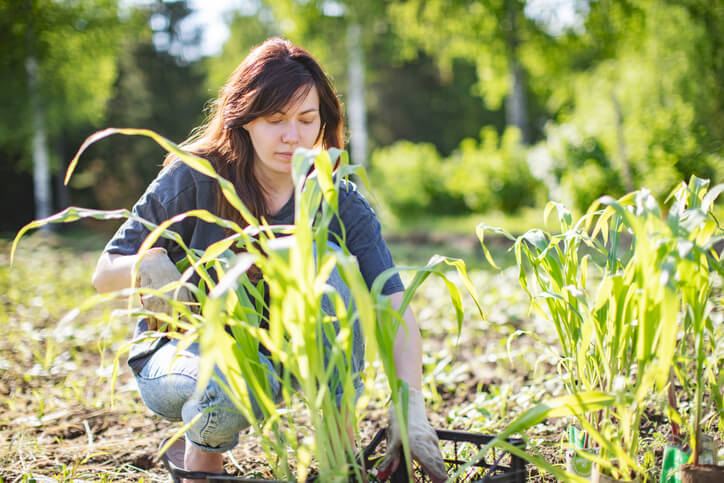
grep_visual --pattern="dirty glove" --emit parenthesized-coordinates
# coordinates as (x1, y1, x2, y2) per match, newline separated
(135, 247, 193, 331)
(378, 387, 447, 483)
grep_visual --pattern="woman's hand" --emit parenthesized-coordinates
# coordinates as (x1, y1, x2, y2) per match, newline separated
(135, 247, 193, 331)
(377, 292, 447, 482)
(378, 387, 447, 482)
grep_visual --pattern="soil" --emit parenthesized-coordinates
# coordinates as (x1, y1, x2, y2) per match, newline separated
(2, 308, 717, 482)
(2, 236, 721, 482)
(0, 346, 563, 482)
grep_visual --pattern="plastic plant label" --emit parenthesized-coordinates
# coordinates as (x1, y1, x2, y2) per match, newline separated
(569, 425, 587, 449)
(660, 445, 690, 483)
(566, 425, 596, 479)
(566, 448, 595, 478)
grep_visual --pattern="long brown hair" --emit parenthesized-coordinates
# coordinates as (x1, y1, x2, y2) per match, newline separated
(165, 37, 344, 227)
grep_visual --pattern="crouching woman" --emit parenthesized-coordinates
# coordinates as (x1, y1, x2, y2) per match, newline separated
(92, 37, 446, 482)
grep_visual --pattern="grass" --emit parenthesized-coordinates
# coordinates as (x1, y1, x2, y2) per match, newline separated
(2, 222, 721, 482)
(0, 228, 561, 481)
(380, 210, 546, 271)
(0, 233, 156, 480)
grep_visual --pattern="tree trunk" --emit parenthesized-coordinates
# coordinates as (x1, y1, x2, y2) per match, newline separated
(26, 55, 53, 224)
(55, 137, 70, 211)
(504, 1, 529, 144)
(506, 58, 529, 144)
(346, 22, 367, 165)
(611, 91, 634, 191)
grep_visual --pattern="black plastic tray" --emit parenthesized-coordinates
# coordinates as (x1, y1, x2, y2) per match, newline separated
(161, 428, 527, 482)
(361, 429, 526, 483)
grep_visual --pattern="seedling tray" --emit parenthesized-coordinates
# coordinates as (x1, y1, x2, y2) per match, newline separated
(161, 429, 527, 482)
(362, 429, 526, 483)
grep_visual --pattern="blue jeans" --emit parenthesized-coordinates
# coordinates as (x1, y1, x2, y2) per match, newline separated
(134, 243, 364, 453)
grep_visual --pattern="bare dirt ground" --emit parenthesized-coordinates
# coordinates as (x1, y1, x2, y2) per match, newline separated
(0, 237, 556, 482)
(0, 348, 557, 482)
(1, 234, 720, 482)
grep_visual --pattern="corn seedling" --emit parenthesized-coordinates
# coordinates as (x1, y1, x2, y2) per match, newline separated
(477, 177, 723, 480)
(664, 177, 724, 466)
(12, 128, 485, 482)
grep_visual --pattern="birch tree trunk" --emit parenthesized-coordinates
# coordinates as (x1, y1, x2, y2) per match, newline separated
(26, 55, 53, 224)
(346, 22, 367, 166)
(612, 90, 634, 191)
(505, 0, 529, 144)
(506, 58, 529, 144)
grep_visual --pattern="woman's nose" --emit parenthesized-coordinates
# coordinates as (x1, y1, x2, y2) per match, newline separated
(282, 122, 300, 145)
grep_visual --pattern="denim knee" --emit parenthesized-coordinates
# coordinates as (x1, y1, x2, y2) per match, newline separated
(135, 341, 280, 453)
(182, 377, 249, 453)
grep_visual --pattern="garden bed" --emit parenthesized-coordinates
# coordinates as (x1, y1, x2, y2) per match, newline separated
(1, 235, 720, 482)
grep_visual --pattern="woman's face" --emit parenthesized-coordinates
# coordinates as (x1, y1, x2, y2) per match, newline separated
(244, 85, 321, 184)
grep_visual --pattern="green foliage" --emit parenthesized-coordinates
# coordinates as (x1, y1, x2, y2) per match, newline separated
(204, 8, 278, 94)
(554, 0, 723, 200)
(4, 0, 724, 237)
(73, 1, 208, 211)
(446, 127, 543, 213)
(1, 237, 100, 332)
(387, 0, 541, 111)
(0, 0, 127, 162)
(368, 56, 505, 157)
(371, 127, 544, 217)
(369, 140, 453, 214)
(542, 123, 625, 213)
(381, 0, 724, 219)
(665, 178, 724, 464)
(258, 0, 508, 157)
(256, 0, 358, 92)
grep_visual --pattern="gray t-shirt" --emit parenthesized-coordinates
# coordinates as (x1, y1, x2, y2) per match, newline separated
(105, 160, 404, 372)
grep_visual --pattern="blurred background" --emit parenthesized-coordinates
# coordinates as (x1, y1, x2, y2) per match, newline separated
(1, 0, 722, 239)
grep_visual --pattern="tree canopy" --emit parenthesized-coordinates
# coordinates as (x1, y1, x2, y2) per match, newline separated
(1, 0, 721, 230)
(0, 0, 126, 164)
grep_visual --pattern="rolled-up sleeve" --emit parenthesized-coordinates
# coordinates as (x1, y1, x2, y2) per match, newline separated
(104, 162, 195, 260)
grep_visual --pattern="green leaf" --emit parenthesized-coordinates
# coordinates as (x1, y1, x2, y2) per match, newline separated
(544, 201, 573, 231)
(687, 175, 710, 209)
(499, 392, 615, 439)
(701, 183, 724, 213)
(522, 229, 548, 252)
(209, 254, 255, 298)
(475, 223, 514, 270)
(11, 206, 130, 264)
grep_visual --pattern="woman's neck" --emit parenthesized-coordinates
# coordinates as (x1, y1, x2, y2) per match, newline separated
(264, 185, 294, 215)
(256, 172, 294, 215)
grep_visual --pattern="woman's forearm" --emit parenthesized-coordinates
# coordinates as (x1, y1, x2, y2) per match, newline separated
(389, 291, 423, 390)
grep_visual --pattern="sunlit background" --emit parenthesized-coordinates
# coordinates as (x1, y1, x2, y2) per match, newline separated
(2, 0, 722, 236)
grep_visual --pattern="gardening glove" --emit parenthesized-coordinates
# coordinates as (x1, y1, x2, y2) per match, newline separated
(135, 247, 193, 331)
(378, 387, 448, 483)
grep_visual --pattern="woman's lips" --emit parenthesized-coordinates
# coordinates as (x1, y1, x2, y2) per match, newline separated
(277, 152, 293, 160)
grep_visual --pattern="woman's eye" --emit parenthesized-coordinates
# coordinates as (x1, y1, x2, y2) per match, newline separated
(300, 118, 315, 125)
(267, 118, 283, 124)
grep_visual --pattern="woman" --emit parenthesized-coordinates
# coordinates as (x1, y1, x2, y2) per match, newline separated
(92, 37, 446, 482)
